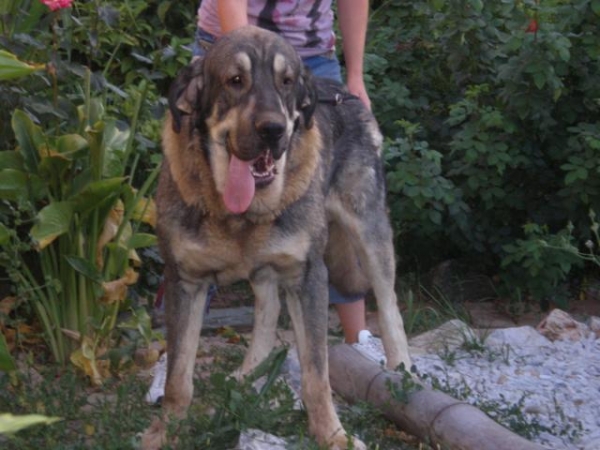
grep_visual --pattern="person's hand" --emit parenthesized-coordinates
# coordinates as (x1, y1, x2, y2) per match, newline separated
(346, 75, 371, 111)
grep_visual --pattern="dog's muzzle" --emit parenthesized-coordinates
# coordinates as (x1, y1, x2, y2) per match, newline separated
(255, 112, 288, 160)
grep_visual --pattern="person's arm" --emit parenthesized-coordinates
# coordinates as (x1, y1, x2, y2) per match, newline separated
(337, 0, 371, 110)
(216, 0, 248, 32)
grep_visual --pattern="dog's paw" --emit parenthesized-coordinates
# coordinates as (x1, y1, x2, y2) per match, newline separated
(327, 430, 367, 450)
(386, 354, 412, 373)
(230, 367, 245, 382)
(140, 417, 167, 450)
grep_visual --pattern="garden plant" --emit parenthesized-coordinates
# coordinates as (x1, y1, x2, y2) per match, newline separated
(0, 0, 599, 448)
(368, 0, 599, 307)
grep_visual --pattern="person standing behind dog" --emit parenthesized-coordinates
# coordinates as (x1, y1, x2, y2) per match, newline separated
(195, 0, 371, 110)
(146, 0, 384, 404)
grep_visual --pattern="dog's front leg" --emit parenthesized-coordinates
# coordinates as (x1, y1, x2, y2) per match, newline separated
(285, 259, 366, 450)
(238, 268, 281, 377)
(141, 277, 208, 450)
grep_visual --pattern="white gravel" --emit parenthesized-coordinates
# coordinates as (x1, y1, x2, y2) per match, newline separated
(411, 325, 600, 450)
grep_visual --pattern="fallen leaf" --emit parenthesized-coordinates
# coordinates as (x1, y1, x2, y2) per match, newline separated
(0, 296, 17, 316)
(217, 326, 242, 344)
(70, 337, 109, 386)
(61, 328, 81, 342)
(133, 197, 157, 228)
(96, 200, 124, 268)
(0, 413, 61, 435)
(100, 268, 139, 304)
(134, 347, 160, 369)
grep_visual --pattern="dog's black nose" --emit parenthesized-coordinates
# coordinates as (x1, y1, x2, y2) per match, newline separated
(256, 120, 285, 143)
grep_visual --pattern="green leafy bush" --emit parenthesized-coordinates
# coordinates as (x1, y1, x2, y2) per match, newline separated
(0, 1, 170, 370)
(368, 0, 600, 304)
(501, 223, 583, 307)
(0, 0, 196, 150)
(0, 85, 159, 370)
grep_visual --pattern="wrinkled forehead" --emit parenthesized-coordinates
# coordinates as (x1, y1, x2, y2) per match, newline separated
(205, 26, 302, 78)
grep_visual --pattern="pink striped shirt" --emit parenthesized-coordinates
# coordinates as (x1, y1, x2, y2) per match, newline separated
(197, 0, 336, 58)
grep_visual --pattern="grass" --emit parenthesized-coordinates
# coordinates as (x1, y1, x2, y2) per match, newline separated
(1, 275, 563, 450)
(0, 337, 424, 450)
(400, 286, 471, 336)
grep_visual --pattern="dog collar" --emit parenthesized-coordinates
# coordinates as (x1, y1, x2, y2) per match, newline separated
(317, 92, 360, 106)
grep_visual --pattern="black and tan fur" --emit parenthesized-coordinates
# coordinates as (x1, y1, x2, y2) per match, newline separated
(142, 26, 411, 450)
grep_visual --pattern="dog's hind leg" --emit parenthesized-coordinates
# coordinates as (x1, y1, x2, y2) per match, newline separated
(327, 196, 411, 371)
(141, 277, 208, 450)
(358, 219, 411, 371)
(238, 268, 281, 377)
(284, 259, 366, 450)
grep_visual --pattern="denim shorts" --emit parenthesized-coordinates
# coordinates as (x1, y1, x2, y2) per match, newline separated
(193, 28, 342, 83)
(193, 28, 356, 304)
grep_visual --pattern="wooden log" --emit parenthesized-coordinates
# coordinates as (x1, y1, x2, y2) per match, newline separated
(329, 344, 547, 450)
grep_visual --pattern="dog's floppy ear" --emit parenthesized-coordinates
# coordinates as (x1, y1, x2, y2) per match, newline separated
(297, 65, 318, 129)
(168, 57, 205, 133)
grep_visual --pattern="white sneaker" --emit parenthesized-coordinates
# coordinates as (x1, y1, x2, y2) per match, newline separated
(352, 330, 387, 366)
(145, 352, 167, 404)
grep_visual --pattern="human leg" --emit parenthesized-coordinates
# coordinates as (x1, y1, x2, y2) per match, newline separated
(329, 286, 385, 365)
(329, 286, 364, 344)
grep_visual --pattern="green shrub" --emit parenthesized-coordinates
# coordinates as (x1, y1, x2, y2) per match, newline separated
(369, 0, 600, 304)
(0, 0, 195, 150)
(0, 88, 159, 370)
(0, 1, 168, 370)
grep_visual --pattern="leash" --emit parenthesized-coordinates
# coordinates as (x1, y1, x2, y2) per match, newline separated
(317, 92, 360, 106)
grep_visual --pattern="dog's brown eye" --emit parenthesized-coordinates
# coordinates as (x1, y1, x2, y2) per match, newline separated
(229, 75, 243, 86)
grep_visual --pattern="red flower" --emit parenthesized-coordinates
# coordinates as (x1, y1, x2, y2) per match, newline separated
(40, 0, 73, 11)
(526, 19, 539, 33)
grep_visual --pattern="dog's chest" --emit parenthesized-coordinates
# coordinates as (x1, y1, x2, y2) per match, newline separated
(170, 219, 312, 285)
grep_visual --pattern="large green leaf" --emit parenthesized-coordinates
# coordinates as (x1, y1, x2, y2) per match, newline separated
(30, 201, 74, 250)
(2, 0, 46, 35)
(56, 134, 89, 156)
(0, 151, 24, 171)
(0, 169, 29, 201)
(0, 223, 10, 247)
(0, 333, 16, 372)
(104, 121, 130, 152)
(77, 99, 106, 131)
(128, 233, 157, 249)
(70, 177, 125, 216)
(0, 169, 46, 202)
(103, 121, 130, 177)
(38, 153, 72, 187)
(11, 110, 44, 173)
(0, 50, 44, 81)
(64, 255, 104, 283)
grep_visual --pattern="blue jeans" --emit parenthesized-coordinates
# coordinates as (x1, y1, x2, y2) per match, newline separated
(192, 28, 356, 305)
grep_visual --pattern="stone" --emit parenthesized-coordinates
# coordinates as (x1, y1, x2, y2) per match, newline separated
(536, 309, 590, 342)
(588, 316, 600, 339)
(237, 429, 289, 450)
(485, 325, 552, 348)
(409, 319, 478, 355)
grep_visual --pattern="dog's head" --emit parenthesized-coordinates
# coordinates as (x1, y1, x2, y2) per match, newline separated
(168, 26, 318, 215)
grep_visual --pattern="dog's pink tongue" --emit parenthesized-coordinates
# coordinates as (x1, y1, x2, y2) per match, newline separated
(223, 155, 255, 214)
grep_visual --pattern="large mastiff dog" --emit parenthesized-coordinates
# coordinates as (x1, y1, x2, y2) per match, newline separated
(142, 26, 411, 449)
